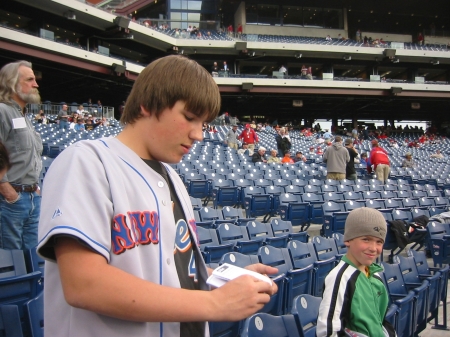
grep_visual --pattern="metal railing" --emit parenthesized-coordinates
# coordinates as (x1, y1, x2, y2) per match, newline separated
(27, 103, 115, 119)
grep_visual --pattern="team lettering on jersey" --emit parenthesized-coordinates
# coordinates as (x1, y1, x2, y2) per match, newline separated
(175, 219, 197, 280)
(111, 211, 159, 255)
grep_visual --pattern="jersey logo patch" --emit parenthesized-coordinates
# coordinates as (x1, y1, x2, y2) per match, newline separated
(111, 211, 160, 255)
(52, 208, 63, 219)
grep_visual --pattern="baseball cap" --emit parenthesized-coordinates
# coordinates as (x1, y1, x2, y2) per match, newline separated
(344, 207, 387, 242)
(245, 124, 250, 128)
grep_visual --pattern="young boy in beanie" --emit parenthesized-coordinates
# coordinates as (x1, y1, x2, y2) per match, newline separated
(316, 207, 396, 337)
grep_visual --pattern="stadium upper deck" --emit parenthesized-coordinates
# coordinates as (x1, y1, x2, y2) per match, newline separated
(1, 0, 450, 124)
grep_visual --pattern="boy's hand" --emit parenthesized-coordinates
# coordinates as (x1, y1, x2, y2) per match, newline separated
(208, 271, 278, 321)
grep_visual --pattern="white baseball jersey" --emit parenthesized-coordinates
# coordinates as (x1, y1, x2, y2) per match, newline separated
(38, 137, 210, 337)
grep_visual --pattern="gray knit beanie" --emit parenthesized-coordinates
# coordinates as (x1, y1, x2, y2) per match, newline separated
(344, 207, 387, 242)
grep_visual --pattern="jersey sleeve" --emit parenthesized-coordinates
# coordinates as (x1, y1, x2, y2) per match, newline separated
(38, 141, 114, 262)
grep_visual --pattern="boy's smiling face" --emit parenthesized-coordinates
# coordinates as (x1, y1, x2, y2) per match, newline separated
(345, 236, 384, 272)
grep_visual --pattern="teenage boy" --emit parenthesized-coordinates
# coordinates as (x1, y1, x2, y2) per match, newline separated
(38, 55, 277, 337)
(316, 207, 395, 337)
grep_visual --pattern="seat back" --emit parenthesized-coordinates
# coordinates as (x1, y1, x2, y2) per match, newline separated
(241, 313, 301, 337)
(291, 294, 322, 337)
(25, 292, 44, 337)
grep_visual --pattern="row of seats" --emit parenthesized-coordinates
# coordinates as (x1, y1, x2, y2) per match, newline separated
(0, 248, 44, 337)
(209, 247, 449, 337)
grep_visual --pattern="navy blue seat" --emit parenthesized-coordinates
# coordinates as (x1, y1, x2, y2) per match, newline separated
(246, 221, 288, 248)
(221, 206, 254, 226)
(241, 313, 300, 337)
(216, 223, 263, 255)
(197, 227, 234, 263)
(0, 305, 23, 337)
(321, 201, 348, 237)
(278, 193, 310, 230)
(25, 291, 44, 337)
(258, 245, 309, 314)
(301, 193, 324, 225)
(426, 222, 450, 267)
(409, 250, 449, 329)
(270, 218, 309, 243)
(380, 265, 416, 337)
(210, 179, 239, 208)
(291, 294, 322, 337)
(284, 184, 304, 195)
(342, 191, 362, 201)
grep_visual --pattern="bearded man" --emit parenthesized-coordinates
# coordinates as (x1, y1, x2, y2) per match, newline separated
(0, 60, 43, 249)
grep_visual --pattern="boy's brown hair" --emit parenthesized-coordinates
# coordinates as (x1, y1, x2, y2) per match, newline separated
(121, 55, 221, 125)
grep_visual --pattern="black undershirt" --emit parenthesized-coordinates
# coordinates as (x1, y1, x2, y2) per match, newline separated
(143, 159, 204, 337)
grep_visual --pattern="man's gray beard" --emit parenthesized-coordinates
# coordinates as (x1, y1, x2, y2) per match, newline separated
(17, 89, 41, 104)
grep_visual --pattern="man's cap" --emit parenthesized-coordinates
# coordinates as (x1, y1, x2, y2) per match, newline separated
(232, 124, 238, 127)
(405, 152, 412, 157)
(245, 124, 250, 128)
(296, 151, 303, 155)
(371, 139, 378, 145)
(344, 207, 387, 242)
(344, 138, 353, 145)
(242, 142, 248, 145)
(284, 150, 291, 155)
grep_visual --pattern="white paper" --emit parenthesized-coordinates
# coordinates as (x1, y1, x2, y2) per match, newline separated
(206, 263, 273, 288)
(12, 117, 27, 129)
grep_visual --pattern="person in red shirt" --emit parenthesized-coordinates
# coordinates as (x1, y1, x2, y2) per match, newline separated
(316, 147, 323, 155)
(281, 151, 294, 164)
(369, 139, 390, 182)
(238, 124, 259, 155)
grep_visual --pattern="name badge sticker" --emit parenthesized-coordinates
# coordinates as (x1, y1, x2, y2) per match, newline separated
(12, 117, 27, 129)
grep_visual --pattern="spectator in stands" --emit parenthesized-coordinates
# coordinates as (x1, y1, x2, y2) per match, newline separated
(69, 116, 77, 130)
(293, 151, 307, 163)
(401, 152, 415, 168)
(323, 136, 350, 181)
(224, 124, 239, 150)
(174, 28, 180, 38)
(267, 149, 281, 163)
(58, 104, 70, 131)
(279, 65, 287, 75)
(418, 32, 424, 45)
(345, 138, 359, 180)
(351, 126, 359, 140)
(35, 109, 47, 124)
(211, 62, 219, 77)
(237, 142, 249, 156)
(281, 150, 294, 164)
(236, 24, 243, 38)
(317, 208, 392, 337)
(356, 29, 361, 43)
(38, 55, 277, 337)
(430, 150, 444, 159)
(316, 146, 324, 155)
(224, 112, 230, 125)
(252, 146, 267, 163)
(360, 152, 369, 166)
(250, 120, 257, 130)
(74, 118, 85, 131)
(325, 35, 332, 41)
(0, 60, 43, 250)
(301, 65, 313, 80)
(323, 129, 332, 143)
(239, 123, 258, 156)
(369, 139, 390, 182)
(275, 127, 291, 156)
(222, 61, 229, 72)
(76, 104, 85, 115)
(85, 119, 94, 131)
(227, 24, 233, 36)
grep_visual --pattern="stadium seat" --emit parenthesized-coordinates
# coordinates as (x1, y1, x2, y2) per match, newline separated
(216, 223, 263, 255)
(197, 227, 234, 263)
(426, 222, 450, 267)
(270, 218, 309, 243)
(241, 313, 300, 337)
(278, 193, 310, 230)
(25, 291, 44, 337)
(246, 221, 288, 248)
(321, 201, 348, 237)
(291, 294, 322, 337)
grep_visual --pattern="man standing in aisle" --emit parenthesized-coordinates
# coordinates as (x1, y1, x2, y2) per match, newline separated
(238, 123, 259, 156)
(225, 124, 239, 150)
(0, 60, 43, 249)
(369, 139, 390, 182)
(323, 136, 350, 181)
(58, 104, 70, 131)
